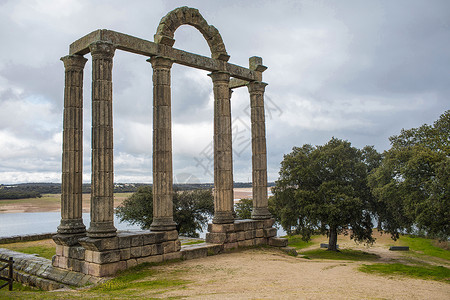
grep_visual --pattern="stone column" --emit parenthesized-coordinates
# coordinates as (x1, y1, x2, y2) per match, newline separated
(87, 41, 117, 238)
(57, 55, 87, 236)
(248, 81, 271, 219)
(209, 71, 234, 224)
(148, 56, 176, 231)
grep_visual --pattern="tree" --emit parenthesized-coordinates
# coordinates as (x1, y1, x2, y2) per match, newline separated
(115, 186, 214, 237)
(271, 138, 376, 251)
(368, 110, 449, 240)
(235, 198, 253, 219)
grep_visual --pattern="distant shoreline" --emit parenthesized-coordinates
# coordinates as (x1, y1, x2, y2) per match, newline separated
(0, 188, 271, 214)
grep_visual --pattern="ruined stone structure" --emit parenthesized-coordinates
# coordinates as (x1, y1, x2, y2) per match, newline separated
(53, 7, 284, 277)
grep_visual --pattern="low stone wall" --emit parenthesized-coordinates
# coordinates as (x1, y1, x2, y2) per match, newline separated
(206, 219, 287, 249)
(0, 233, 56, 244)
(0, 226, 288, 290)
(0, 248, 102, 290)
(53, 230, 181, 277)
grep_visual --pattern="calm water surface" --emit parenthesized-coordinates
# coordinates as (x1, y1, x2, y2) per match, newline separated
(0, 212, 141, 238)
(0, 212, 285, 238)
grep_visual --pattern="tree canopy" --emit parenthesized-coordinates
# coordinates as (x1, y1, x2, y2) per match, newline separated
(368, 110, 449, 240)
(115, 186, 214, 237)
(271, 137, 378, 250)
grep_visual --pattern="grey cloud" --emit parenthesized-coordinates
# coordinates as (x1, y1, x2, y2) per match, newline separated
(0, 0, 449, 183)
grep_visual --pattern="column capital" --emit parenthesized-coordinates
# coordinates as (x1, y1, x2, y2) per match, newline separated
(148, 56, 174, 68)
(208, 71, 230, 83)
(247, 81, 268, 93)
(249, 56, 268, 72)
(60, 55, 87, 71)
(89, 41, 115, 59)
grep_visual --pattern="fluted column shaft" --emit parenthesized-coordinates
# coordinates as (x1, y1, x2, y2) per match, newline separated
(248, 81, 271, 219)
(209, 71, 234, 224)
(87, 41, 117, 238)
(58, 55, 87, 235)
(149, 56, 176, 231)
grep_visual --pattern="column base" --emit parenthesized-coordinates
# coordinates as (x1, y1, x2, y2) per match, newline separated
(150, 217, 177, 231)
(53, 232, 86, 246)
(212, 211, 234, 224)
(57, 218, 86, 235)
(251, 207, 272, 220)
(87, 221, 117, 238)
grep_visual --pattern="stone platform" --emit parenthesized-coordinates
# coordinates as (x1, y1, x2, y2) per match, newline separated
(53, 219, 286, 277)
(52, 230, 181, 277)
(206, 219, 285, 249)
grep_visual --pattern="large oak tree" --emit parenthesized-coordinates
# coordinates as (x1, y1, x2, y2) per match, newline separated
(369, 110, 449, 240)
(271, 138, 377, 251)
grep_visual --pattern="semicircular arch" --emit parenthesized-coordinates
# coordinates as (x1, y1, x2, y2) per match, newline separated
(154, 6, 229, 61)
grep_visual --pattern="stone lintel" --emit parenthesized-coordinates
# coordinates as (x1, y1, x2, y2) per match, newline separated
(68, 29, 257, 81)
(229, 78, 248, 89)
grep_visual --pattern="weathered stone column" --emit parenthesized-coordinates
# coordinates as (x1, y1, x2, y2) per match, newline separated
(248, 81, 271, 219)
(209, 71, 234, 224)
(148, 56, 176, 231)
(57, 55, 87, 236)
(87, 41, 117, 238)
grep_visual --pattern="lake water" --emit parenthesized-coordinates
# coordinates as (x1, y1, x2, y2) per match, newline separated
(0, 212, 141, 238)
(0, 212, 285, 239)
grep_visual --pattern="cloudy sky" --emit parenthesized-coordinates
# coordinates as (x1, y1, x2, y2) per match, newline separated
(0, 0, 448, 184)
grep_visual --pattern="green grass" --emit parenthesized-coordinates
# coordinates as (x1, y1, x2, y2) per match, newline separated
(398, 236, 450, 260)
(301, 249, 379, 261)
(285, 235, 317, 249)
(90, 262, 190, 296)
(1, 244, 55, 260)
(181, 240, 205, 246)
(360, 263, 450, 282)
(0, 194, 60, 206)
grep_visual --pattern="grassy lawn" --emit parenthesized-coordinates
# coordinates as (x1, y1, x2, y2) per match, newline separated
(359, 263, 450, 283)
(181, 240, 205, 246)
(1, 240, 56, 260)
(398, 235, 450, 260)
(0, 260, 191, 299)
(301, 249, 380, 261)
(285, 235, 316, 250)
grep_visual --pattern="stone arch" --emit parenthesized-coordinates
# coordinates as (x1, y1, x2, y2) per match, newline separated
(154, 6, 230, 61)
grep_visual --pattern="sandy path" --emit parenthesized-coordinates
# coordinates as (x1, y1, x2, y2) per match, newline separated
(147, 248, 449, 299)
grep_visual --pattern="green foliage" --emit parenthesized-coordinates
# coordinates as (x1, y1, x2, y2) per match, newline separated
(369, 110, 450, 240)
(235, 198, 253, 219)
(271, 138, 378, 250)
(359, 263, 450, 282)
(300, 249, 379, 261)
(115, 187, 214, 237)
(115, 186, 154, 229)
(173, 189, 214, 237)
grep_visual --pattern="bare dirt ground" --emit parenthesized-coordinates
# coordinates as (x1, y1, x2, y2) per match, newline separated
(1, 192, 449, 299)
(147, 246, 449, 299)
(151, 230, 449, 299)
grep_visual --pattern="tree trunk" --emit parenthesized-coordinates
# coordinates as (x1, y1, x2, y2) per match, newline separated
(328, 226, 338, 251)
